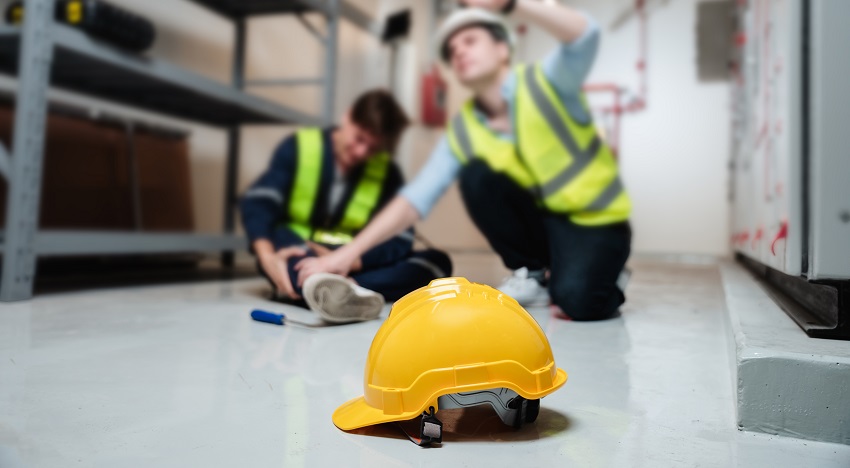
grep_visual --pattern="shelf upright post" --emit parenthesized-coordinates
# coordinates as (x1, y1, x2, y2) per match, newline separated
(222, 16, 247, 268)
(1, 0, 56, 302)
(323, 0, 340, 124)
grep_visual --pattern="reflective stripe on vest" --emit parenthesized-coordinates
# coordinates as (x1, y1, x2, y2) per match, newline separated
(338, 152, 390, 232)
(286, 128, 390, 244)
(447, 64, 631, 226)
(289, 128, 323, 230)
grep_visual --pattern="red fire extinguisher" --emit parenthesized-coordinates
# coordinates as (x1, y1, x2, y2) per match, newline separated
(421, 64, 447, 127)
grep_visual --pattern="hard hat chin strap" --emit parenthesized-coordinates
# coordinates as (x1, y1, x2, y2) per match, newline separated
(397, 406, 443, 447)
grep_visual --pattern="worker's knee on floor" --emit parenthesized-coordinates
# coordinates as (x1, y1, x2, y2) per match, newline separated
(550, 280, 616, 321)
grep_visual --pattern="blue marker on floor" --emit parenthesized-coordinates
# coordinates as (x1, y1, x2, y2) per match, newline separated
(251, 309, 287, 325)
(250, 309, 319, 329)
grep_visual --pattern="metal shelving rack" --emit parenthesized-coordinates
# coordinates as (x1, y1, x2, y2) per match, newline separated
(0, 0, 382, 301)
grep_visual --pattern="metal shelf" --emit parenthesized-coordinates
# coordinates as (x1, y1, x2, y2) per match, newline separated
(191, 0, 313, 16)
(0, 231, 246, 256)
(189, 0, 381, 35)
(0, 0, 383, 301)
(0, 24, 323, 127)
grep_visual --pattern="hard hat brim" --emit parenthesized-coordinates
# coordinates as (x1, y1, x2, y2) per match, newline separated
(332, 368, 568, 431)
(332, 395, 422, 431)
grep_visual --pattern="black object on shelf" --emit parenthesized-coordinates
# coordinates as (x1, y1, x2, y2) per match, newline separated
(6, 0, 156, 53)
(3, 2, 24, 24)
(381, 9, 411, 43)
(189, 0, 312, 18)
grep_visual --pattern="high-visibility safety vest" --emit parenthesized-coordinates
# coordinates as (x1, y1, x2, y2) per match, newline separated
(447, 63, 632, 226)
(285, 128, 391, 245)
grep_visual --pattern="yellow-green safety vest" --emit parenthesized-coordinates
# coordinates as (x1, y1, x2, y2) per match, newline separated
(286, 128, 391, 245)
(447, 63, 632, 226)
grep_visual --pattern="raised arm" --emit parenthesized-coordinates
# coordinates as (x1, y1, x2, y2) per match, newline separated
(463, 0, 590, 43)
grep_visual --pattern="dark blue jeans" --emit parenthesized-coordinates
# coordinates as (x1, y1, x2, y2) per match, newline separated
(460, 160, 631, 321)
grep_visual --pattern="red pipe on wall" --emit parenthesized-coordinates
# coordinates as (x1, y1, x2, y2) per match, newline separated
(586, 83, 623, 154)
(583, 0, 649, 158)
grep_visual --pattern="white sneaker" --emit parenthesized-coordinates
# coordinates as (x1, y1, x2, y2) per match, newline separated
(616, 267, 632, 292)
(302, 273, 385, 324)
(496, 267, 550, 307)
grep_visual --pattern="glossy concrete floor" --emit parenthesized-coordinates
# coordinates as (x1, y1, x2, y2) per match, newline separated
(2, 259, 849, 467)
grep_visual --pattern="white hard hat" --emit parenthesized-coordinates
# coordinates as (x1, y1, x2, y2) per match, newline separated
(435, 8, 515, 63)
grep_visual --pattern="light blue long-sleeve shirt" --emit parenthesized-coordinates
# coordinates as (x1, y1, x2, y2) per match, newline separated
(400, 13, 600, 218)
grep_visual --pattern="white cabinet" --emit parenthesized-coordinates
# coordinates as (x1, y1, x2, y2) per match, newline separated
(731, 0, 849, 281)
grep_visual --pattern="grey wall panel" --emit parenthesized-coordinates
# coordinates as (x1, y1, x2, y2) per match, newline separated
(808, 0, 850, 280)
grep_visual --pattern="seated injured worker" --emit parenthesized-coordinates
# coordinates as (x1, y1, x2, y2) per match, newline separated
(240, 89, 452, 323)
(295, 1, 632, 321)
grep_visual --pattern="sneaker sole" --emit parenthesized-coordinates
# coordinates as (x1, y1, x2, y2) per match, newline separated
(303, 273, 384, 324)
(496, 288, 550, 307)
(617, 267, 632, 292)
(517, 297, 551, 307)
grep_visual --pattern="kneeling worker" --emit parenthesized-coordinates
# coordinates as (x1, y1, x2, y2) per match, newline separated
(240, 89, 452, 323)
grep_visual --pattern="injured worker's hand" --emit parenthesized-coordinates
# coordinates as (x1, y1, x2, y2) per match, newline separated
(295, 248, 360, 287)
(259, 246, 307, 299)
(307, 242, 363, 272)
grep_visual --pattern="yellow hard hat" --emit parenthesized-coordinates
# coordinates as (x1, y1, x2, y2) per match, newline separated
(332, 277, 567, 444)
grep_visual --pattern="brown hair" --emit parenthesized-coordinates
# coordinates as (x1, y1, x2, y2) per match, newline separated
(441, 23, 509, 63)
(349, 89, 410, 155)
